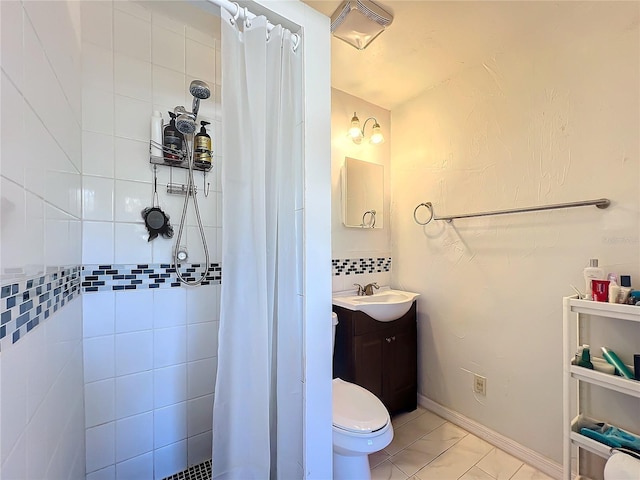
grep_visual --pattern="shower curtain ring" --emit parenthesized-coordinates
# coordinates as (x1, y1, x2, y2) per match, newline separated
(244, 7, 251, 28)
(230, 2, 241, 25)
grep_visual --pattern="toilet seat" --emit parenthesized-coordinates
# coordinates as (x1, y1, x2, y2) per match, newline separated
(332, 378, 389, 434)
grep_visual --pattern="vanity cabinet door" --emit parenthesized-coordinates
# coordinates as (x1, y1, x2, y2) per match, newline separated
(333, 302, 417, 415)
(383, 321, 417, 413)
(354, 331, 384, 399)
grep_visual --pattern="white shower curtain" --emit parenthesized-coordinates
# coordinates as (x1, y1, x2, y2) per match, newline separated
(213, 9, 303, 479)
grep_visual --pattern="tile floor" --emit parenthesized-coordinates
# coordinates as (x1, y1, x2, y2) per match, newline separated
(369, 407, 554, 480)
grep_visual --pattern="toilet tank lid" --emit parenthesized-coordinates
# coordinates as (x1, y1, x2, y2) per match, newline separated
(332, 378, 389, 433)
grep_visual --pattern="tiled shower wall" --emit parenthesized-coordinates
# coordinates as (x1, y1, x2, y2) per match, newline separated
(1, 0, 85, 478)
(80, 1, 222, 479)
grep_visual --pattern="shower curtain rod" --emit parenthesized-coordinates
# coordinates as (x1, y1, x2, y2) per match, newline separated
(413, 198, 611, 226)
(206, 0, 285, 34)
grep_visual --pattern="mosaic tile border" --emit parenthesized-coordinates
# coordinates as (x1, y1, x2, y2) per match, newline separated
(81, 263, 222, 292)
(162, 459, 212, 480)
(0, 266, 81, 351)
(332, 257, 392, 276)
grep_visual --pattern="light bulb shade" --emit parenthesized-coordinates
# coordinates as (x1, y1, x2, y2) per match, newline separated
(348, 114, 362, 140)
(369, 123, 384, 144)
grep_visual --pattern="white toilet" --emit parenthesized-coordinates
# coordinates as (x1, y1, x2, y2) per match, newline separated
(332, 312, 393, 479)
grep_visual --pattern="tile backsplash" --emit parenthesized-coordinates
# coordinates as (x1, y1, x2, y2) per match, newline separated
(332, 256, 392, 276)
(0, 266, 81, 351)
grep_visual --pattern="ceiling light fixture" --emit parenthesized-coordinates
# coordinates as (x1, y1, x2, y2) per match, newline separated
(330, 0, 394, 50)
(348, 112, 384, 145)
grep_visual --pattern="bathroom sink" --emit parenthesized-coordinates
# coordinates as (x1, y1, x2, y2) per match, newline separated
(332, 288, 420, 322)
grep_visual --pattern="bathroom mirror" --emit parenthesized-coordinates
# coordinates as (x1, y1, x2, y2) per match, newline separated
(342, 157, 384, 228)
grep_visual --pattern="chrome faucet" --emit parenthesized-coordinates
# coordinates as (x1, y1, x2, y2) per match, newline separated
(363, 282, 379, 296)
(353, 283, 365, 296)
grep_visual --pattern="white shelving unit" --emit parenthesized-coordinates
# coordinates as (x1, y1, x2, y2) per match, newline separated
(562, 296, 640, 480)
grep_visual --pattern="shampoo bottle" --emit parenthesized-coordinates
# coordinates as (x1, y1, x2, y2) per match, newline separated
(163, 111, 183, 163)
(583, 259, 604, 300)
(194, 121, 211, 167)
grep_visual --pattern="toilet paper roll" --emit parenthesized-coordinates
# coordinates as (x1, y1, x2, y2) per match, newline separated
(604, 451, 640, 480)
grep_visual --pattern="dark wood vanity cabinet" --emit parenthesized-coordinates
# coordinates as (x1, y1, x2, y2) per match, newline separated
(333, 302, 417, 415)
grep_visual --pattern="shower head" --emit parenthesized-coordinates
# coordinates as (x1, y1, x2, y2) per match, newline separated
(174, 106, 197, 134)
(189, 80, 210, 117)
(190, 80, 211, 100)
(176, 114, 197, 135)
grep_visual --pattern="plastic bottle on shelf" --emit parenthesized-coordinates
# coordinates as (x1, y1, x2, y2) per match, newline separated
(151, 111, 163, 158)
(583, 259, 604, 300)
(608, 273, 621, 303)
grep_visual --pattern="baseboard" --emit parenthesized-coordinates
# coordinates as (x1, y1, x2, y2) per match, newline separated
(418, 394, 563, 480)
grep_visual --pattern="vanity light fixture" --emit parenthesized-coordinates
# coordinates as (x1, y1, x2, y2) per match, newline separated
(348, 112, 384, 145)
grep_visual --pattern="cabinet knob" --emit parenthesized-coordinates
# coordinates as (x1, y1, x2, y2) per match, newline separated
(391, 336, 396, 341)
(386, 337, 392, 343)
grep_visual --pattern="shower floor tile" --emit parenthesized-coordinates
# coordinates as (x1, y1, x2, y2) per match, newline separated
(162, 459, 211, 480)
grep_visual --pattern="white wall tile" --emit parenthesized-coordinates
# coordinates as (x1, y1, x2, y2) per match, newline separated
(116, 452, 153, 480)
(185, 39, 215, 83)
(115, 137, 154, 182)
(84, 335, 115, 383)
(185, 225, 216, 264)
(82, 42, 114, 92)
(83, 131, 115, 178)
(115, 412, 153, 462)
(115, 288, 154, 333)
(1, 177, 26, 274)
(152, 65, 186, 111)
(115, 53, 152, 102)
(152, 25, 185, 73)
(154, 402, 187, 448)
(115, 331, 153, 376)
(83, 175, 114, 221)
(83, 87, 114, 135)
(1, 430, 27, 480)
(1, 345, 28, 465)
(153, 13, 184, 35)
(86, 422, 115, 473)
(154, 364, 187, 408)
(115, 95, 153, 142)
(114, 222, 152, 264)
(83, 221, 115, 264)
(0, 72, 25, 185)
(114, 179, 150, 223)
(154, 326, 187, 368)
(84, 292, 116, 339)
(153, 440, 187, 480)
(25, 404, 50, 480)
(87, 465, 116, 480)
(114, 11, 151, 62)
(81, 1, 113, 49)
(114, 1, 151, 21)
(185, 285, 218, 324)
(115, 371, 154, 419)
(186, 25, 217, 48)
(187, 431, 212, 467)
(187, 321, 218, 362)
(85, 379, 116, 428)
(152, 235, 175, 264)
(186, 394, 213, 437)
(187, 357, 217, 400)
(1, 0, 24, 87)
(153, 288, 187, 328)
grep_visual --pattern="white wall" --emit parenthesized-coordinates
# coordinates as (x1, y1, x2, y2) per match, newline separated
(390, 4, 639, 465)
(331, 88, 392, 292)
(79, 2, 221, 478)
(0, 0, 85, 478)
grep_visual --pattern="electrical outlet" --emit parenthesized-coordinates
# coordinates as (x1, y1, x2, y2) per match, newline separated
(473, 374, 486, 395)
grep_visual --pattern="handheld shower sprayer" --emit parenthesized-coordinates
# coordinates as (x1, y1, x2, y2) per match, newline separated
(174, 80, 211, 136)
(171, 79, 212, 286)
